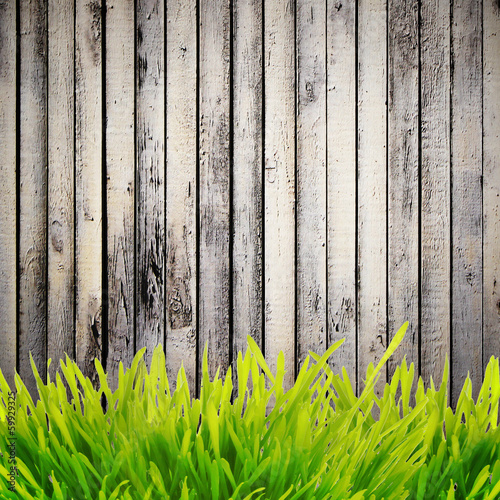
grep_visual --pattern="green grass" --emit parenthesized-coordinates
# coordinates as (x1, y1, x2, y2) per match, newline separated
(1, 322, 499, 499)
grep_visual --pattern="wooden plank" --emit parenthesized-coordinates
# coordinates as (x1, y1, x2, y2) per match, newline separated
(450, 0, 482, 406)
(106, 0, 135, 391)
(0, 0, 17, 389)
(483, 0, 500, 368)
(136, 0, 165, 367)
(75, 0, 103, 386)
(232, 0, 263, 380)
(264, 0, 295, 391)
(166, 0, 197, 398)
(19, 0, 48, 396)
(357, 0, 387, 397)
(387, 0, 419, 389)
(47, 0, 75, 381)
(420, 0, 451, 397)
(327, 0, 356, 383)
(198, 0, 231, 384)
(296, 0, 327, 367)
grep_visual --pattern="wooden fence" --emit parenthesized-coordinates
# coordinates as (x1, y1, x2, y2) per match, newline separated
(0, 0, 499, 407)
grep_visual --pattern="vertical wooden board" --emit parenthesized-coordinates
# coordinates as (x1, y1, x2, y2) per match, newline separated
(451, 0, 482, 406)
(198, 0, 231, 384)
(0, 0, 17, 388)
(166, 0, 197, 398)
(232, 0, 263, 384)
(47, 0, 75, 380)
(387, 0, 419, 386)
(483, 0, 500, 366)
(136, 0, 165, 367)
(357, 0, 387, 396)
(264, 0, 295, 391)
(296, 0, 327, 368)
(327, 0, 356, 382)
(106, 0, 135, 390)
(75, 0, 103, 385)
(420, 0, 450, 395)
(19, 0, 48, 395)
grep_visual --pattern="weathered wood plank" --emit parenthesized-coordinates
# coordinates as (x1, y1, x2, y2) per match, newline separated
(357, 0, 387, 396)
(198, 0, 231, 384)
(420, 0, 451, 397)
(296, 0, 327, 368)
(19, 0, 48, 396)
(232, 0, 263, 379)
(47, 0, 75, 381)
(451, 0, 483, 406)
(166, 0, 197, 398)
(75, 0, 103, 385)
(326, 0, 356, 384)
(106, 0, 135, 390)
(0, 0, 17, 388)
(387, 0, 419, 390)
(136, 0, 165, 367)
(264, 0, 296, 391)
(483, 0, 500, 368)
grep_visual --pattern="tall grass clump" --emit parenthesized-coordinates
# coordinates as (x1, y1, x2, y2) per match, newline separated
(1, 322, 499, 499)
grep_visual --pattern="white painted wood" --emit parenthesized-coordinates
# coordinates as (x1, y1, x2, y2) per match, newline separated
(198, 0, 231, 385)
(106, 0, 135, 391)
(357, 0, 387, 397)
(135, 0, 165, 367)
(232, 0, 263, 380)
(19, 0, 48, 396)
(166, 0, 197, 399)
(48, 0, 75, 381)
(420, 0, 451, 398)
(75, 0, 103, 385)
(451, 0, 483, 406)
(0, 0, 17, 388)
(264, 0, 296, 392)
(327, 0, 356, 386)
(387, 0, 419, 390)
(483, 0, 500, 368)
(296, 0, 327, 369)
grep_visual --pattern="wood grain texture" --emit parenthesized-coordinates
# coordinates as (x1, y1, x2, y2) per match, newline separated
(75, 0, 103, 385)
(483, 0, 500, 367)
(387, 0, 419, 388)
(0, 0, 17, 388)
(166, 0, 197, 398)
(232, 0, 263, 376)
(327, 0, 356, 384)
(19, 0, 48, 395)
(357, 0, 387, 397)
(264, 0, 296, 392)
(451, 0, 483, 406)
(106, 0, 135, 390)
(198, 0, 231, 384)
(136, 0, 165, 367)
(296, 0, 327, 368)
(47, 0, 75, 380)
(420, 0, 451, 396)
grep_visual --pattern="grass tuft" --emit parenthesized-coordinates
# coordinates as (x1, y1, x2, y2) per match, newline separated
(1, 322, 500, 499)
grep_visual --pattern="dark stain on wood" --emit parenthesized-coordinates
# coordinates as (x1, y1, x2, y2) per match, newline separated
(167, 278, 192, 329)
(139, 230, 164, 313)
(138, 54, 148, 89)
(86, 0, 102, 65)
(334, 296, 354, 333)
(305, 81, 315, 102)
(33, 0, 47, 59)
(166, 227, 193, 330)
(50, 220, 64, 253)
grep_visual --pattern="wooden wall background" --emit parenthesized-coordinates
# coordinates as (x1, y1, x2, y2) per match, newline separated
(0, 0, 499, 408)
